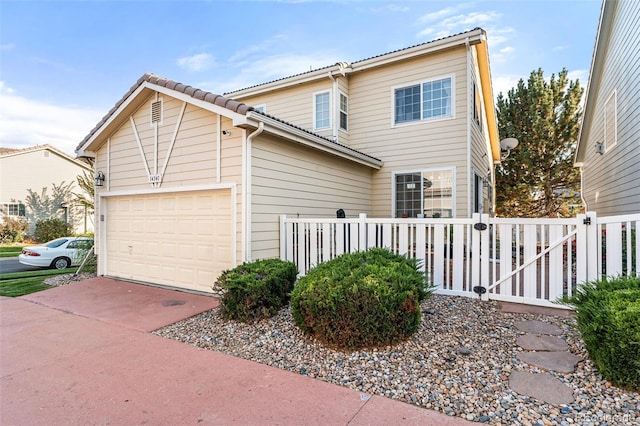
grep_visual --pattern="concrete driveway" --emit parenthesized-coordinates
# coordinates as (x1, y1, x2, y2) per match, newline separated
(1, 277, 472, 425)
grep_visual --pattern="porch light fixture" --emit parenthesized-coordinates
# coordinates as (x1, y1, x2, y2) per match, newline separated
(95, 171, 105, 187)
(595, 141, 604, 155)
(499, 138, 519, 160)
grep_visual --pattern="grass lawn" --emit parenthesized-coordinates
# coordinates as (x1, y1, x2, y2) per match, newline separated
(0, 276, 52, 297)
(0, 246, 26, 258)
(0, 266, 96, 297)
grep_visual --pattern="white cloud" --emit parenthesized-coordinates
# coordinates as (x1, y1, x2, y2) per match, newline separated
(552, 45, 568, 52)
(416, 9, 507, 45)
(197, 51, 343, 95)
(492, 46, 515, 63)
(488, 27, 515, 47)
(176, 53, 215, 72)
(0, 82, 103, 156)
(385, 4, 409, 13)
(228, 35, 288, 64)
(418, 7, 461, 23)
(492, 74, 523, 99)
(567, 69, 589, 85)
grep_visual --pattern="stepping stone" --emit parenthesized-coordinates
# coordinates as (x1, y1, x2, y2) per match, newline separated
(517, 334, 569, 351)
(517, 351, 581, 373)
(515, 320, 563, 335)
(509, 371, 574, 405)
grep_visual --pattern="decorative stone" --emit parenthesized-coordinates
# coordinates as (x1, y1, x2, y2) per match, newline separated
(457, 347, 473, 356)
(515, 320, 563, 335)
(517, 334, 569, 351)
(509, 371, 574, 405)
(517, 351, 582, 373)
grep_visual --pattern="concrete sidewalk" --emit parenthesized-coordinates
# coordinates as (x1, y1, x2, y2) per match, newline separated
(1, 278, 472, 425)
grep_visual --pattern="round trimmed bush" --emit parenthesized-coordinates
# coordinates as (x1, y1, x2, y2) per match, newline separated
(216, 258, 298, 323)
(561, 275, 640, 391)
(290, 247, 431, 350)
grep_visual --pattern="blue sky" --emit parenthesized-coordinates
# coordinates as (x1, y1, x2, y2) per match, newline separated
(1, 0, 602, 156)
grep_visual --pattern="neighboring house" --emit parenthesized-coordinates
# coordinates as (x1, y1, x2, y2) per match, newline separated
(575, 0, 640, 215)
(76, 27, 500, 293)
(0, 144, 94, 235)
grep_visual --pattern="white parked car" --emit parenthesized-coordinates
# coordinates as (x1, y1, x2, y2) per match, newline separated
(19, 237, 94, 270)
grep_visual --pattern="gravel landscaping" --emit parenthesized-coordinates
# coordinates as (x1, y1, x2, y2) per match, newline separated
(154, 294, 640, 425)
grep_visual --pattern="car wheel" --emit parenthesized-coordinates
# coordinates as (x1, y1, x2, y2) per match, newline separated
(51, 257, 71, 270)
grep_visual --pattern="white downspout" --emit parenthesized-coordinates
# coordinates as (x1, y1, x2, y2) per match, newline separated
(328, 71, 338, 142)
(245, 122, 264, 262)
(465, 37, 472, 218)
(579, 165, 589, 211)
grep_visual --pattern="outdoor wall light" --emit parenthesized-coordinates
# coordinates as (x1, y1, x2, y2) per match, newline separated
(95, 171, 105, 187)
(595, 141, 604, 155)
(222, 130, 232, 136)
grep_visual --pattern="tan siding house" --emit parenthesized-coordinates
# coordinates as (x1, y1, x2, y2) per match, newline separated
(0, 145, 93, 235)
(228, 28, 500, 219)
(77, 27, 499, 293)
(575, 0, 640, 215)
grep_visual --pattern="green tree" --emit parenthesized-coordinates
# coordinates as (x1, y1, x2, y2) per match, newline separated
(72, 170, 95, 212)
(496, 68, 583, 218)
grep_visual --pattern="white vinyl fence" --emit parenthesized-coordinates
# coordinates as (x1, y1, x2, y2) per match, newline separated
(280, 212, 639, 308)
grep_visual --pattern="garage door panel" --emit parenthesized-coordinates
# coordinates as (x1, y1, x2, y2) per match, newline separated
(106, 190, 232, 293)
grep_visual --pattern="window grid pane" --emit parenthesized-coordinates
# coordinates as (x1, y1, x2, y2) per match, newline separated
(395, 85, 421, 124)
(423, 78, 451, 120)
(315, 92, 330, 129)
(424, 170, 453, 218)
(395, 173, 422, 218)
(340, 93, 348, 130)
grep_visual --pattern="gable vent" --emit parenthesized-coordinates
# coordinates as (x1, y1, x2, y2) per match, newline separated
(151, 100, 162, 124)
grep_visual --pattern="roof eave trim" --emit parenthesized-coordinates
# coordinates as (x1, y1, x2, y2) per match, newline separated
(575, 0, 612, 164)
(475, 38, 501, 163)
(244, 112, 383, 169)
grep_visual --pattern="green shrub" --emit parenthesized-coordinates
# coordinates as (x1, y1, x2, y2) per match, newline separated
(33, 218, 73, 243)
(560, 275, 640, 391)
(0, 218, 28, 243)
(216, 258, 298, 323)
(291, 247, 432, 350)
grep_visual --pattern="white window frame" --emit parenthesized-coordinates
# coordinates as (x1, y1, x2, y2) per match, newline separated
(313, 90, 331, 131)
(339, 91, 348, 132)
(391, 74, 455, 127)
(391, 166, 456, 218)
(604, 89, 617, 152)
(2, 202, 26, 217)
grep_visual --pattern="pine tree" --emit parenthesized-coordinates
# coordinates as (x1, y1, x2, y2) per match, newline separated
(496, 68, 583, 218)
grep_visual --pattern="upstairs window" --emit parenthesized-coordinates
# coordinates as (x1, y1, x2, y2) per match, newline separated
(314, 91, 330, 130)
(339, 92, 348, 131)
(394, 76, 453, 125)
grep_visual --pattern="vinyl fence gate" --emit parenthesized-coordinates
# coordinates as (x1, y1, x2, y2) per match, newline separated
(280, 212, 639, 308)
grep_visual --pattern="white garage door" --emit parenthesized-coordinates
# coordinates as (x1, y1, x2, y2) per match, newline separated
(105, 190, 232, 293)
